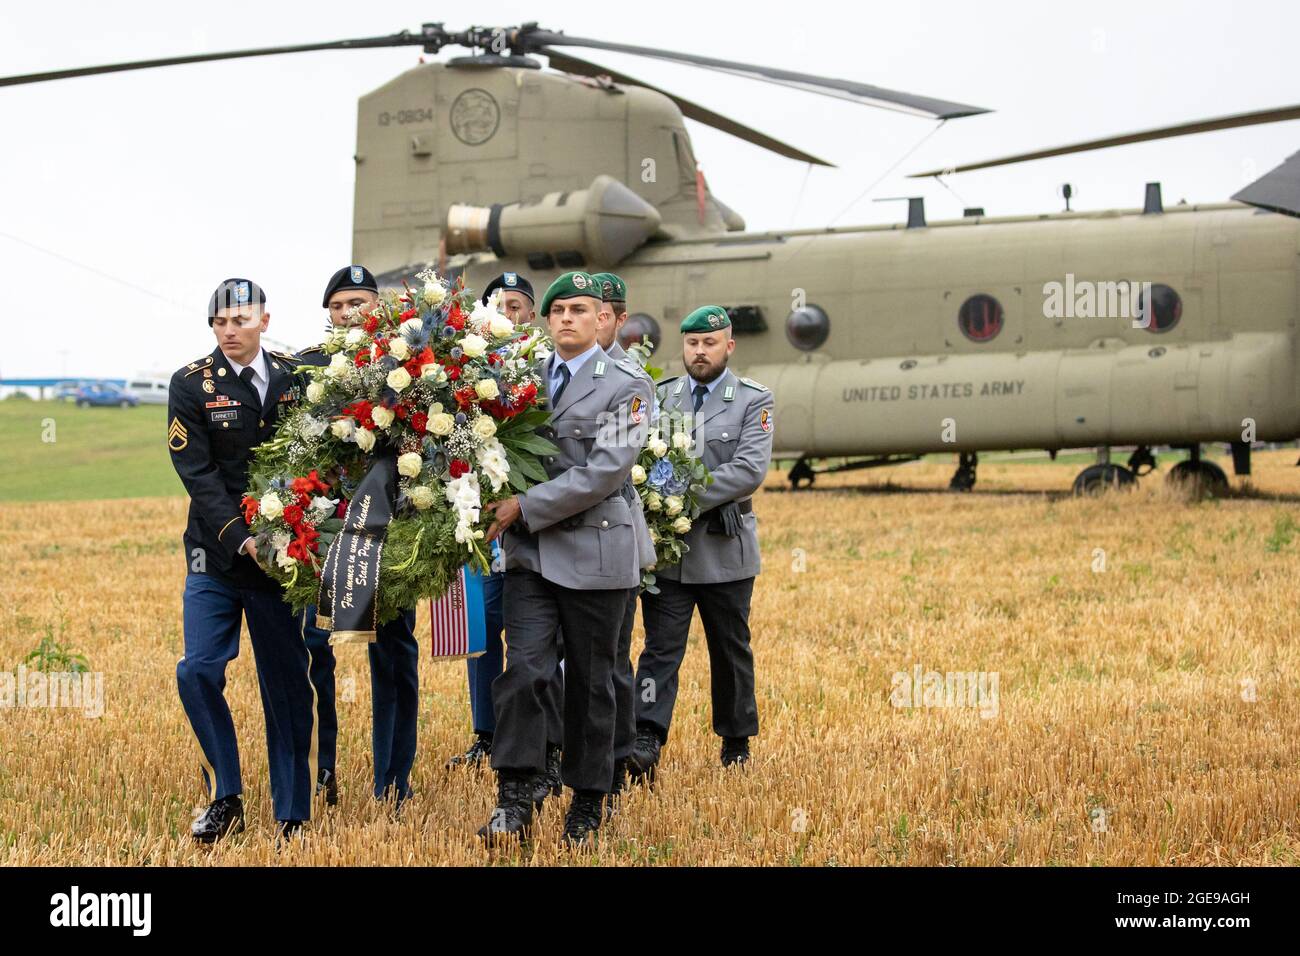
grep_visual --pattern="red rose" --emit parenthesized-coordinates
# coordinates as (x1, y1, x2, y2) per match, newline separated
(395, 404, 409, 420)
(410, 411, 428, 434)
(283, 504, 304, 526)
(449, 459, 469, 479)
(364, 315, 379, 334)
(447, 367, 460, 381)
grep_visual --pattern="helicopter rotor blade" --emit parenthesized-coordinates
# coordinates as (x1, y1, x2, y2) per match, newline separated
(908, 104, 1300, 177)
(0, 32, 430, 88)
(523, 29, 989, 120)
(540, 48, 835, 167)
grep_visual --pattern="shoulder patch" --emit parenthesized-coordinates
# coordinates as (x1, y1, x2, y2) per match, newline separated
(182, 355, 213, 377)
(740, 377, 769, 392)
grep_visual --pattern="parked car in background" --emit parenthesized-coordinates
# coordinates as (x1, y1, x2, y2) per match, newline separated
(74, 383, 138, 408)
(124, 377, 169, 405)
(54, 381, 86, 401)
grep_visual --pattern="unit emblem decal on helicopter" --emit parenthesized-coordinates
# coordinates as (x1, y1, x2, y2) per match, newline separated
(450, 88, 500, 146)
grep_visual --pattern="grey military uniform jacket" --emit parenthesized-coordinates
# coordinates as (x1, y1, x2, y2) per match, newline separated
(505, 349, 654, 590)
(604, 339, 657, 572)
(658, 368, 774, 584)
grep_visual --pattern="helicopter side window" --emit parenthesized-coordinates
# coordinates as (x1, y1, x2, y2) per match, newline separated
(785, 305, 830, 351)
(958, 294, 1003, 342)
(1135, 283, 1182, 333)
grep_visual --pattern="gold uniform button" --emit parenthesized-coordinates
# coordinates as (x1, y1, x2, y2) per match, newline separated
(217, 368, 226, 377)
(600, 520, 609, 528)
(222, 421, 229, 429)
(259, 419, 265, 427)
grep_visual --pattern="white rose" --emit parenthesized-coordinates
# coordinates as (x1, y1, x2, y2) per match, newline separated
(306, 381, 325, 403)
(388, 338, 411, 360)
(400, 317, 423, 335)
(648, 526, 660, 544)
(260, 491, 284, 520)
(420, 364, 442, 381)
(489, 314, 514, 338)
(429, 402, 444, 415)
(386, 367, 412, 392)
(460, 333, 488, 359)
(371, 405, 395, 429)
(409, 485, 436, 510)
(475, 378, 500, 401)
(671, 516, 692, 534)
(645, 492, 663, 512)
(650, 439, 669, 458)
(345, 327, 366, 347)
(428, 412, 455, 436)
(630, 464, 647, 485)
(309, 495, 336, 518)
(397, 452, 424, 478)
(672, 430, 692, 451)
(330, 418, 355, 441)
(471, 415, 497, 440)
(354, 427, 376, 452)
(326, 353, 350, 379)
(421, 282, 445, 307)
(664, 495, 684, 517)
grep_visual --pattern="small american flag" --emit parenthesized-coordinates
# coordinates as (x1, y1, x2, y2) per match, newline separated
(430, 564, 488, 661)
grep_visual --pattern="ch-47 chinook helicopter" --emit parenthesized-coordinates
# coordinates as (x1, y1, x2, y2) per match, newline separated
(7, 22, 1300, 495)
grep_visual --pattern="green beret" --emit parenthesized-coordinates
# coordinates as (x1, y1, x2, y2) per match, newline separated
(540, 271, 601, 317)
(680, 305, 731, 333)
(591, 272, 627, 303)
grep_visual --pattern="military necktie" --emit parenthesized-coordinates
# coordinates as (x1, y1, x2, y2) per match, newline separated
(550, 362, 571, 407)
(239, 367, 262, 414)
(692, 383, 708, 413)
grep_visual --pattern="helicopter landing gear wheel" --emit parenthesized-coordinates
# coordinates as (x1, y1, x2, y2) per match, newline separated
(1167, 460, 1229, 498)
(948, 452, 978, 492)
(788, 456, 816, 490)
(1072, 463, 1136, 496)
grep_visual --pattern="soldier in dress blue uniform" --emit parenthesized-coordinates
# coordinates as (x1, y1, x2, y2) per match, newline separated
(478, 271, 652, 846)
(296, 265, 420, 809)
(628, 305, 774, 780)
(169, 278, 317, 842)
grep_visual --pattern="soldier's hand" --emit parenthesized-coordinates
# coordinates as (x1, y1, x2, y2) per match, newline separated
(242, 537, 266, 570)
(484, 496, 522, 542)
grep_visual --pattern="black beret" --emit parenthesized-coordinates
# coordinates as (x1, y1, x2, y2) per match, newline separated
(207, 278, 265, 323)
(481, 271, 535, 305)
(321, 265, 378, 308)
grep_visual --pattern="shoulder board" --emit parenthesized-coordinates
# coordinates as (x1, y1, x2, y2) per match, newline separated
(655, 375, 680, 391)
(298, 344, 325, 355)
(613, 357, 642, 378)
(271, 350, 301, 364)
(740, 377, 769, 392)
(182, 355, 214, 377)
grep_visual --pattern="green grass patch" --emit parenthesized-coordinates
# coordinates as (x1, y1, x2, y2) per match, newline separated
(0, 400, 182, 502)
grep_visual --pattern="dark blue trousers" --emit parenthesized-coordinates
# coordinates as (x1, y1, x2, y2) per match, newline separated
(177, 573, 316, 822)
(301, 606, 420, 800)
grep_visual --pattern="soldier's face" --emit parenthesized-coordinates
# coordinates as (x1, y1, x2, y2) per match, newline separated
(498, 291, 535, 326)
(546, 296, 600, 357)
(683, 330, 735, 384)
(327, 289, 379, 328)
(212, 307, 268, 363)
(596, 303, 629, 349)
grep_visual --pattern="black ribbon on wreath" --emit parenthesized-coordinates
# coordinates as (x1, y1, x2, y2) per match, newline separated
(316, 453, 397, 644)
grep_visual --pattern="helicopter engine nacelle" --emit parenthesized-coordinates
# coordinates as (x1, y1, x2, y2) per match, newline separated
(444, 174, 661, 267)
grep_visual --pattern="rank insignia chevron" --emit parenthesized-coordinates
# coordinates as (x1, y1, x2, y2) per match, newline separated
(167, 417, 189, 452)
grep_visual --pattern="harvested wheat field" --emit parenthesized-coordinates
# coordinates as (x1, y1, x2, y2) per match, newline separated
(2, 449, 1298, 866)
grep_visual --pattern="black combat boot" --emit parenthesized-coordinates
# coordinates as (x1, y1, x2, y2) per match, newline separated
(532, 744, 562, 809)
(191, 794, 245, 844)
(721, 736, 751, 768)
(446, 731, 493, 769)
(626, 724, 663, 783)
(562, 789, 605, 847)
(316, 768, 338, 806)
(478, 770, 535, 843)
(606, 757, 628, 820)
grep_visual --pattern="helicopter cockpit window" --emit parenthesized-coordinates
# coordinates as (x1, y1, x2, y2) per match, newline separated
(1136, 283, 1182, 333)
(957, 294, 1003, 342)
(785, 305, 830, 351)
(619, 313, 662, 353)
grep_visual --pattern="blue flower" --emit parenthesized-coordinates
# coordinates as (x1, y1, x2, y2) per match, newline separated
(648, 458, 674, 489)
(663, 475, 689, 496)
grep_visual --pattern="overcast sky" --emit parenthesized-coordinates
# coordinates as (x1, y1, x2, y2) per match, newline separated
(1, 0, 1296, 380)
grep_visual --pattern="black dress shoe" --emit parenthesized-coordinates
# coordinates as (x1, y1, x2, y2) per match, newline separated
(477, 771, 535, 843)
(721, 736, 751, 767)
(316, 768, 338, 806)
(446, 732, 493, 769)
(605, 757, 628, 820)
(532, 744, 563, 809)
(191, 795, 244, 844)
(627, 725, 663, 782)
(562, 790, 605, 847)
